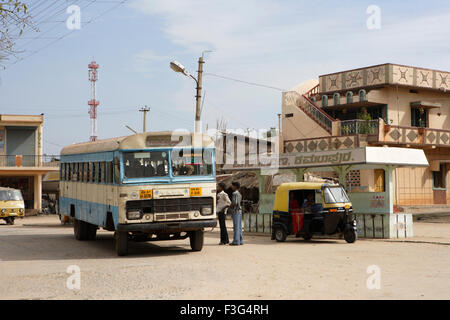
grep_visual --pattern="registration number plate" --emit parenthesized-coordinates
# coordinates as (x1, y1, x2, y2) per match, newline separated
(190, 187, 202, 196)
(139, 189, 153, 199)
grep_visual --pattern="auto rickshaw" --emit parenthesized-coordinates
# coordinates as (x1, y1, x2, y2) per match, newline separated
(271, 182, 357, 243)
(0, 187, 25, 225)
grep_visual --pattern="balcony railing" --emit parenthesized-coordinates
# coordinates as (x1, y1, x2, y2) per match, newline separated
(340, 120, 379, 136)
(284, 91, 335, 134)
(380, 124, 450, 147)
(0, 155, 60, 167)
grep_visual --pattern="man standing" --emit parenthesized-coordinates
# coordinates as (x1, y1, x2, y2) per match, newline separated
(229, 181, 243, 246)
(216, 182, 231, 245)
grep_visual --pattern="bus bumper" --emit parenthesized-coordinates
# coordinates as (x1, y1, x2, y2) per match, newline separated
(116, 219, 217, 233)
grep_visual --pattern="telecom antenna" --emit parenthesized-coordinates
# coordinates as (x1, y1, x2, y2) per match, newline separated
(88, 61, 100, 141)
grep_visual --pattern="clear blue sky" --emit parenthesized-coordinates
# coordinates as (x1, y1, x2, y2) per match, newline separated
(0, 0, 449, 154)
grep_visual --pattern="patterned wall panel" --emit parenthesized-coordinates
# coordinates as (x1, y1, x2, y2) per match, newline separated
(435, 71, 450, 89)
(284, 135, 359, 153)
(416, 68, 433, 88)
(319, 64, 450, 93)
(392, 65, 414, 86)
(344, 70, 364, 90)
(325, 74, 342, 92)
(366, 65, 386, 86)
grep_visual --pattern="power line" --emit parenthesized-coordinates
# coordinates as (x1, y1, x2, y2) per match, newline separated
(9, 0, 130, 65)
(205, 72, 286, 92)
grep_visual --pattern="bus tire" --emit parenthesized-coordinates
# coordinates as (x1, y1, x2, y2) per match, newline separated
(5, 217, 14, 225)
(189, 230, 204, 251)
(74, 218, 88, 240)
(86, 223, 97, 241)
(115, 231, 128, 256)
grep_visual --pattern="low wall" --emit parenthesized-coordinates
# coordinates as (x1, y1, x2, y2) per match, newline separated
(243, 212, 413, 239)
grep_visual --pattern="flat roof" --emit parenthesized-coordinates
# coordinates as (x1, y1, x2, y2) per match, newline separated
(223, 146, 429, 171)
(0, 114, 44, 125)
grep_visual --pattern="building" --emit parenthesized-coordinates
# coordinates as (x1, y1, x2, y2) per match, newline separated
(281, 63, 450, 208)
(0, 114, 59, 213)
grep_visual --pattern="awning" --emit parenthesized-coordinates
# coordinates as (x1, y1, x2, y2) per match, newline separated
(410, 101, 442, 109)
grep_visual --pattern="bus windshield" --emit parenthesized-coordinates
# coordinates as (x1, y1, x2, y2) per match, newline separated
(0, 190, 23, 201)
(323, 186, 350, 204)
(171, 148, 213, 177)
(123, 151, 169, 179)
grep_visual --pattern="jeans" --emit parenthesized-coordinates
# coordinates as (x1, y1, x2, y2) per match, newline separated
(217, 212, 229, 244)
(231, 212, 243, 245)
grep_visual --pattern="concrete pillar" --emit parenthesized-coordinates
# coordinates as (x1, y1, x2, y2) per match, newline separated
(332, 165, 353, 188)
(384, 165, 396, 214)
(291, 168, 307, 182)
(34, 174, 42, 211)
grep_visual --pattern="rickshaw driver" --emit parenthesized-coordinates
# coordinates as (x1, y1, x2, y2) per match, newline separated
(302, 193, 315, 212)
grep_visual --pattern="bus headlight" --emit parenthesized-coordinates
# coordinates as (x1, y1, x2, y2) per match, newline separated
(19, 208, 24, 213)
(126, 210, 143, 220)
(1, 209, 6, 213)
(200, 207, 213, 216)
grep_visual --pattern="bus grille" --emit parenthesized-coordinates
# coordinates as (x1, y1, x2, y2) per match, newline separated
(126, 197, 213, 214)
(154, 213, 190, 221)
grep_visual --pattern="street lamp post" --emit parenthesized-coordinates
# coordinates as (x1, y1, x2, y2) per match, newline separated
(170, 53, 208, 133)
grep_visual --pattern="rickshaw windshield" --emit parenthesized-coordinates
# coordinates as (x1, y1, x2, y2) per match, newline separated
(323, 187, 349, 204)
(0, 190, 23, 201)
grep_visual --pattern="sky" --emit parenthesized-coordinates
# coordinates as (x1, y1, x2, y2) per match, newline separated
(0, 0, 449, 155)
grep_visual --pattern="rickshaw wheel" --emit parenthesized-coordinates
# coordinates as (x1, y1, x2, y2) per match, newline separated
(344, 229, 357, 243)
(302, 233, 312, 241)
(274, 227, 287, 242)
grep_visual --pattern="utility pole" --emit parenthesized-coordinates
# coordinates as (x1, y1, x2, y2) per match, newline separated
(194, 56, 204, 133)
(139, 106, 150, 132)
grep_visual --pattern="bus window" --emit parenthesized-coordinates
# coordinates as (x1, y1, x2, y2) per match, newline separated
(79, 163, 84, 182)
(122, 151, 168, 179)
(87, 162, 92, 182)
(107, 162, 113, 184)
(73, 163, 79, 182)
(92, 162, 98, 183)
(100, 162, 106, 183)
(61, 163, 66, 181)
(171, 148, 213, 176)
(114, 157, 120, 183)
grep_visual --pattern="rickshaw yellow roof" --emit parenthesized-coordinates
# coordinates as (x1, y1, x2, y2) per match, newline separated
(276, 182, 333, 192)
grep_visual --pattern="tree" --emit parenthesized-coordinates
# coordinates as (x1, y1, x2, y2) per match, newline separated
(0, 0, 35, 67)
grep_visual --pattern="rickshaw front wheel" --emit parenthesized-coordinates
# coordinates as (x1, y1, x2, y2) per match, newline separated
(274, 227, 287, 242)
(344, 229, 357, 243)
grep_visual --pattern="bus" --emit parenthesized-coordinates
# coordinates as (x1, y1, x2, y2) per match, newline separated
(59, 131, 217, 256)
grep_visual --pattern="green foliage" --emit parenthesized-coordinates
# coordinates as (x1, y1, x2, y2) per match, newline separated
(0, 0, 35, 67)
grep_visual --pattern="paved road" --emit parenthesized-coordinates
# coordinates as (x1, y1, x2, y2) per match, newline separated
(0, 216, 449, 299)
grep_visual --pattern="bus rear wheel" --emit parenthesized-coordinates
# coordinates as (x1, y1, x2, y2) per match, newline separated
(115, 231, 128, 256)
(189, 230, 204, 251)
(74, 218, 88, 240)
(86, 224, 97, 240)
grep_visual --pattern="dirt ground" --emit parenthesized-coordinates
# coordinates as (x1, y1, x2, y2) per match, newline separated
(0, 215, 449, 300)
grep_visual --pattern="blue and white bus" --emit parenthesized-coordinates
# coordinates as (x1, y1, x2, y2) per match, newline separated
(59, 131, 217, 256)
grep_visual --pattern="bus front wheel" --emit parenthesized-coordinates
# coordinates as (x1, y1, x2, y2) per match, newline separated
(189, 230, 204, 251)
(115, 231, 128, 256)
(5, 217, 14, 225)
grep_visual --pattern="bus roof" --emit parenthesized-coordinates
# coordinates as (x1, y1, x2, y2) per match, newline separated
(61, 131, 215, 156)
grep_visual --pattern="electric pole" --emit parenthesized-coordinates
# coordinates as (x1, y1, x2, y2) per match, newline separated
(194, 56, 204, 133)
(139, 106, 150, 132)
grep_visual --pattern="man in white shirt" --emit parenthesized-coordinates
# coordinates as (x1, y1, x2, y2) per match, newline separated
(216, 182, 231, 245)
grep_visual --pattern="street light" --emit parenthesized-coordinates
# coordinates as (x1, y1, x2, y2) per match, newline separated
(170, 53, 210, 133)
